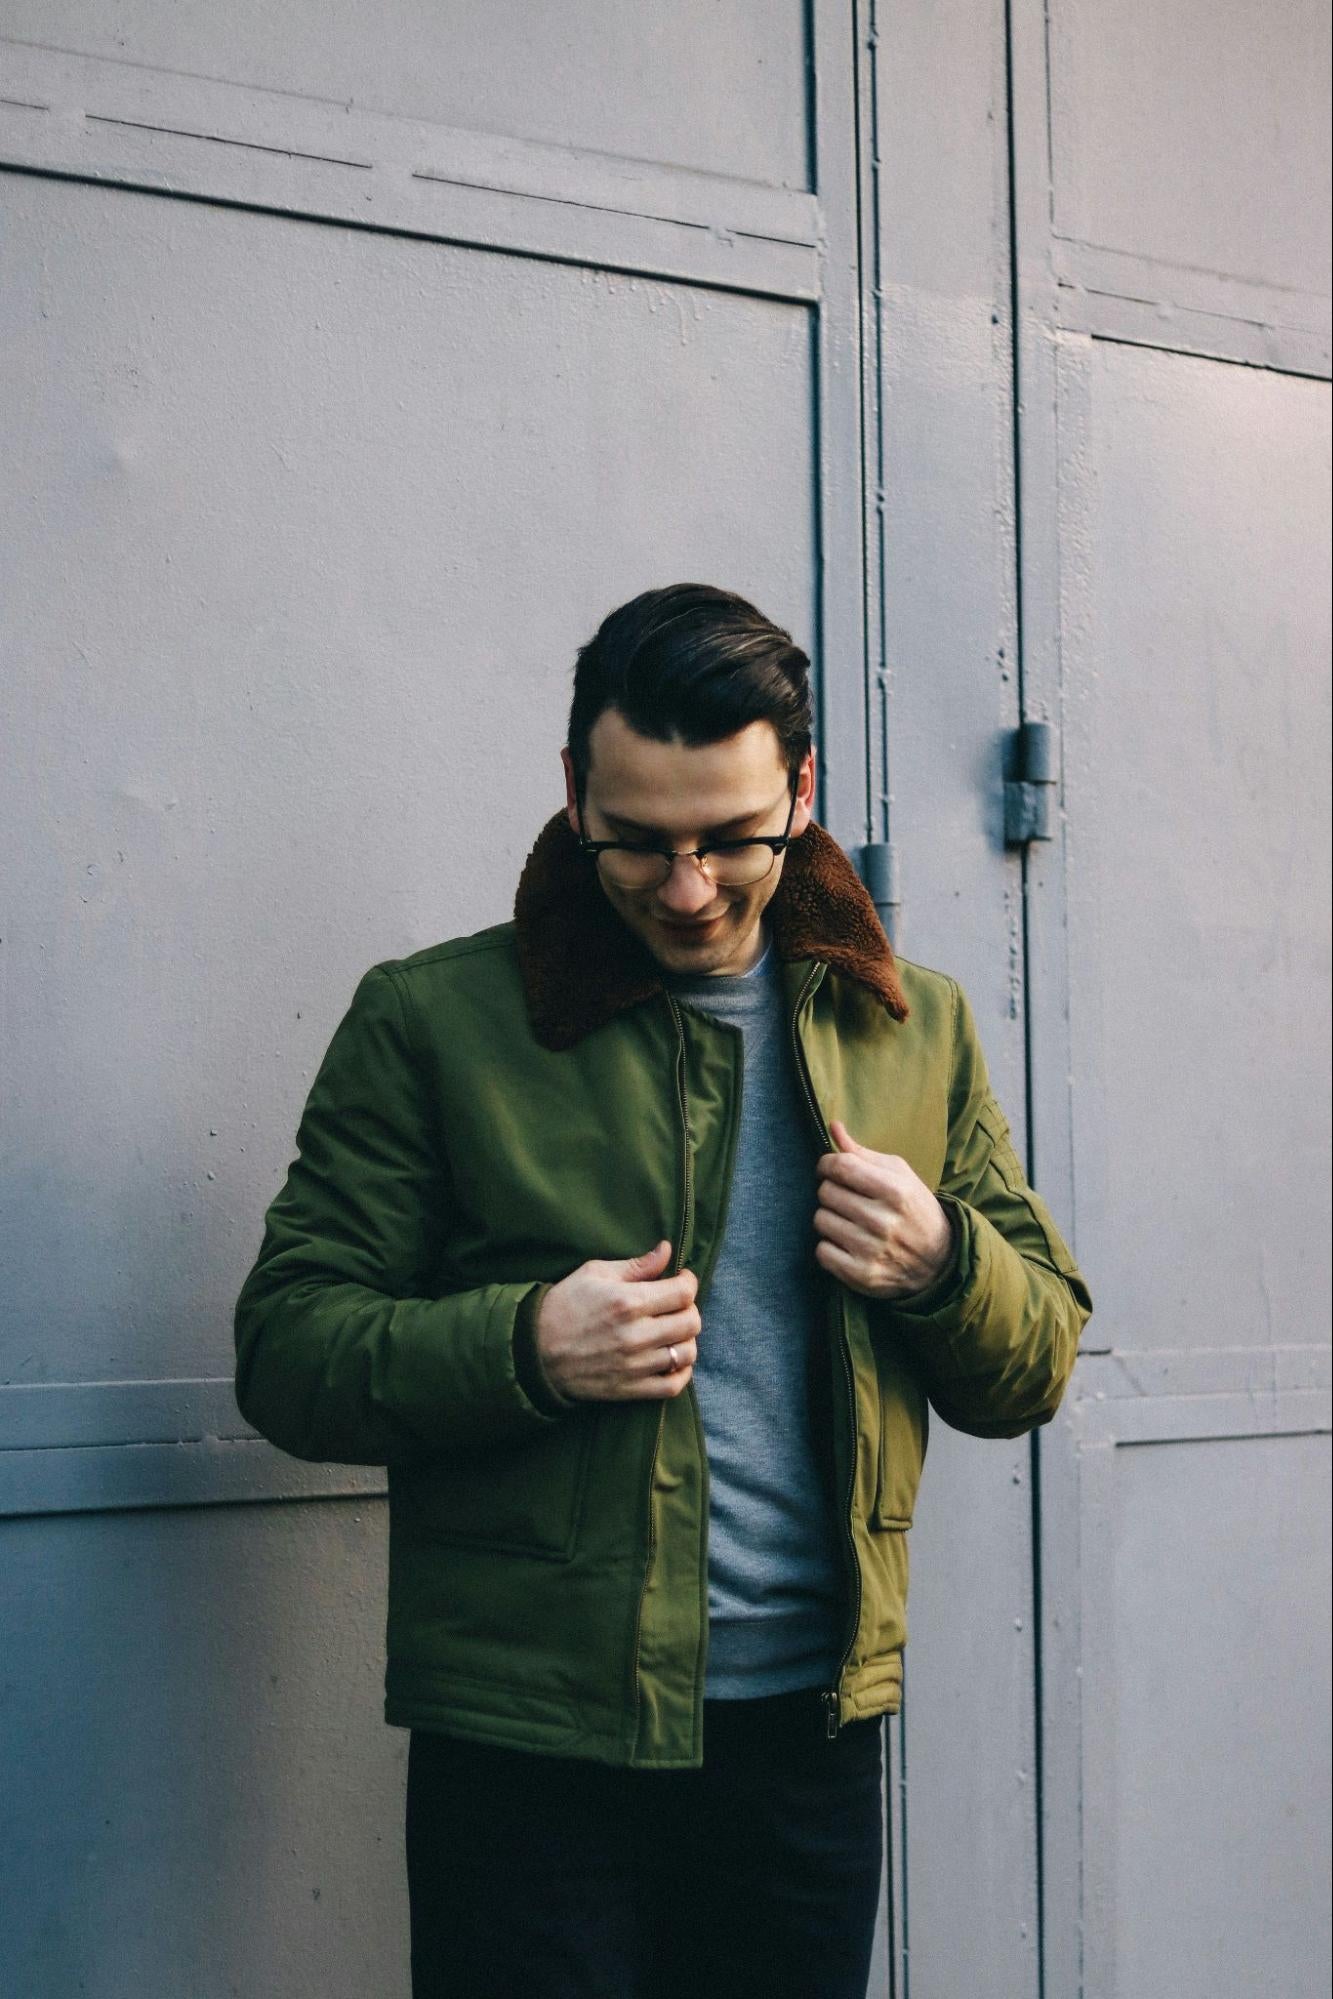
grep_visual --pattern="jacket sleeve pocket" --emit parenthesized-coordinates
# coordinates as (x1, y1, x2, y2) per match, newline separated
(878, 978, 1094, 1440)
(233, 963, 571, 1466)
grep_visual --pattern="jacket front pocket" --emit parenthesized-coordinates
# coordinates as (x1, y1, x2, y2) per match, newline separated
(399, 1408, 600, 1562)
(871, 1341, 928, 1530)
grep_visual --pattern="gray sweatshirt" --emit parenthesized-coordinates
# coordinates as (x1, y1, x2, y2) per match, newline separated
(664, 927, 844, 1697)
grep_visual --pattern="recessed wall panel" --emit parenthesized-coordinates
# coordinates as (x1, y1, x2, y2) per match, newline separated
(0, 1498, 402, 1999)
(1065, 339, 1331, 1353)
(1050, 0, 1331, 292)
(1112, 1432, 1332, 1997)
(0, 171, 815, 1388)
(0, 2, 812, 188)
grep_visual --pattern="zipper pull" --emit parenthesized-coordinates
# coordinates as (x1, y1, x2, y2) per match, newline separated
(823, 1690, 841, 1741)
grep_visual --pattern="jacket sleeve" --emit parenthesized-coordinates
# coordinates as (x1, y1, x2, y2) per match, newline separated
(876, 976, 1094, 1439)
(233, 962, 569, 1466)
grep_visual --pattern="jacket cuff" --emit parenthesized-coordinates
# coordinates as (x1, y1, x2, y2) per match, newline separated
(511, 1281, 576, 1417)
(889, 1195, 972, 1319)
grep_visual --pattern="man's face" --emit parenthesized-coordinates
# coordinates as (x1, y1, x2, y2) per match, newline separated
(562, 707, 815, 977)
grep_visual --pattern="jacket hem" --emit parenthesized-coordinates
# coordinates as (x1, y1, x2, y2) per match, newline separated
(386, 1649, 904, 1760)
(385, 1681, 640, 1766)
(839, 1649, 903, 1724)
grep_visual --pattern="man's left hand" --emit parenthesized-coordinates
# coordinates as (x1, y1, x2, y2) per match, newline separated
(813, 1119, 957, 1301)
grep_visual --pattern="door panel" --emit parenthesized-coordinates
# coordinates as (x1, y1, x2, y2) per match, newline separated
(1044, 331, 1331, 1999)
(0, 0, 813, 187)
(867, 0, 1042, 1989)
(1011, 0, 1333, 1987)
(0, 9, 871, 1991)
(0, 170, 815, 1389)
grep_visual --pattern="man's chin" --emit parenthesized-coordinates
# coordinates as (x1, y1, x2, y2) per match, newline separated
(640, 909, 754, 972)
(655, 914, 726, 947)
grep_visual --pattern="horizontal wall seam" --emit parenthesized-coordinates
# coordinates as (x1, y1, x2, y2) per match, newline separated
(0, 1437, 387, 1518)
(0, 43, 825, 302)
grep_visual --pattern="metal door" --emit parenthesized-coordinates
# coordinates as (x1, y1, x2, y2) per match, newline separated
(1013, 0, 1333, 1987)
(0, 7, 881, 1993)
(862, 0, 1331, 1994)
(855, 0, 1056, 1986)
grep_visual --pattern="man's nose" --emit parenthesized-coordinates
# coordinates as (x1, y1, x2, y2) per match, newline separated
(655, 853, 718, 915)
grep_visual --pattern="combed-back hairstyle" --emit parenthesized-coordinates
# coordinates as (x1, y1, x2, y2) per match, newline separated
(566, 583, 813, 790)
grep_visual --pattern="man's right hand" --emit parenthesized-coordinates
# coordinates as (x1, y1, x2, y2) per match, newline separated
(533, 1240, 701, 1402)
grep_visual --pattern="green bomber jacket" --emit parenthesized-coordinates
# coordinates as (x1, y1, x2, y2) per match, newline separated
(233, 810, 1094, 1766)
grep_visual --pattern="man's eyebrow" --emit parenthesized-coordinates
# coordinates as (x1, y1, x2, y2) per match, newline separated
(603, 806, 769, 837)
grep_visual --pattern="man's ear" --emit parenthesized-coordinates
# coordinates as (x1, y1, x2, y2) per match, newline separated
(560, 746, 580, 835)
(791, 744, 817, 839)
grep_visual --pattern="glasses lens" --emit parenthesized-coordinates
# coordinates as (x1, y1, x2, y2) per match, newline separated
(704, 844, 777, 886)
(596, 844, 776, 889)
(598, 848, 672, 888)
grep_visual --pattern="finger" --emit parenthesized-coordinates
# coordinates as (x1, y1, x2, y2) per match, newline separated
(625, 1303, 701, 1357)
(619, 1360, 695, 1401)
(829, 1118, 864, 1152)
(633, 1270, 700, 1314)
(816, 1149, 892, 1196)
(815, 1176, 882, 1225)
(813, 1236, 862, 1282)
(628, 1333, 698, 1378)
(812, 1206, 879, 1256)
(619, 1240, 674, 1279)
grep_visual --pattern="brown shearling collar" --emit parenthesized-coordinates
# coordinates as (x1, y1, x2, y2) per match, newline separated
(512, 809, 910, 1051)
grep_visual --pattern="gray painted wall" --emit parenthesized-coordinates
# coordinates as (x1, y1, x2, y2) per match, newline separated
(2, 5, 1329, 1995)
(1007, 1, 1332, 1994)
(0, 10, 862, 1995)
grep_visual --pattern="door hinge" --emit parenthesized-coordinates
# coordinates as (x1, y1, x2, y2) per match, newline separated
(1004, 720, 1058, 846)
(855, 841, 900, 941)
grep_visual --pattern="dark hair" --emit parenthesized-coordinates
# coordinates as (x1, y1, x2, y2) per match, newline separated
(566, 583, 813, 790)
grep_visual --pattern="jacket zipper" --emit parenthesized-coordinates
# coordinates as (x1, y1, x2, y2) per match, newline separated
(788, 964, 863, 1741)
(628, 995, 695, 1748)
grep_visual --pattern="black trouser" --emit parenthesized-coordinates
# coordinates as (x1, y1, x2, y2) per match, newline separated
(405, 1687, 884, 1999)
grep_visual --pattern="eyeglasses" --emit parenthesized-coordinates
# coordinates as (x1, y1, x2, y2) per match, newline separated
(575, 770, 800, 890)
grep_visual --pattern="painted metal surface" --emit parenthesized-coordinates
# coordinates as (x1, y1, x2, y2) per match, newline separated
(0, 7, 877, 1992)
(1046, 334, 1332, 1999)
(0, 168, 816, 1399)
(3, 2, 1329, 1993)
(0, 43, 823, 302)
(1061, 343, 1330, 1361)
(1109, 1433, 1331, 1997)
(1048, 0, 1331, 308)
(0, 1, 813, 188)
(865, 0, 1043, 1989)
(0, 1499, 406, 1996)
(1006, 0, 1333, 1991)
(1046, 0, 1331, 374)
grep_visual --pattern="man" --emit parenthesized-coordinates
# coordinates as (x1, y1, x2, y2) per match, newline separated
(234, 582, 1094, 1999)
